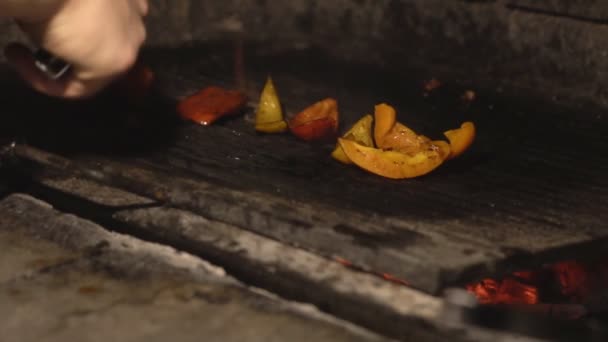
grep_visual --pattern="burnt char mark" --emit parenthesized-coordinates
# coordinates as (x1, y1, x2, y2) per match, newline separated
(332, 224, 424, 249)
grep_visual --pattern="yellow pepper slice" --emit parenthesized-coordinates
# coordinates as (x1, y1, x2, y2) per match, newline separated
(331, 114, 374, 164)
(255, 77, 288, 133)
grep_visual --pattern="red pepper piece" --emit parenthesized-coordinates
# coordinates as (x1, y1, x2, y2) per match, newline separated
(289, 98, 339, 142)
(177, 86, 248, 126)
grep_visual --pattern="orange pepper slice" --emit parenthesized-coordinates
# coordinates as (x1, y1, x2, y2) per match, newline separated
(374, 103, 431, 154)
(373, 103, 397, 146)
(444, 122, 476, 159)
(338, 138, 451, 179)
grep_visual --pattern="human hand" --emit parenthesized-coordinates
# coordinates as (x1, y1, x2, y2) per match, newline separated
(4, 0, 148, 99)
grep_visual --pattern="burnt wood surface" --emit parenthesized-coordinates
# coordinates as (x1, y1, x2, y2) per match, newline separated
(0, 42, 606, 295)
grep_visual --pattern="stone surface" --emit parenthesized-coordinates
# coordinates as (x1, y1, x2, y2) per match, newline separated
(0, 190, 549, 342)
(22, 174, 552, 341)
(0, 194, 388, 342)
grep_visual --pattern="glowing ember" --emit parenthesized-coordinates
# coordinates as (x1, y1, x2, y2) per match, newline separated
(466, 278, 538, 305)
(334, 257, 409, 286)
(467, 257, 608, 307)
(381, 273, 410, 286)
(334, 257, 353, 267)
(336, 254, 607, 317)
(423, 78, 442, 93)
(552, 261, 589, 299)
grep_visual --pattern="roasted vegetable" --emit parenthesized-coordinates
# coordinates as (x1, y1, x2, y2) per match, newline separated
(444, 121, 476, 159)
(255, 77, 288, 133)
(373, 103, 397, 147)
(374, 103, 431, 154)
(178, 86, 248, 126)
(331, 114, 374, 164)
(289, 98, 339, 142)
(339, 138, 451, 179)
(334, 102, 475, 179)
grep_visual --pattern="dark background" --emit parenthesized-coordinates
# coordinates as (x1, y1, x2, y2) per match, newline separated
(1, 0, 608, 109)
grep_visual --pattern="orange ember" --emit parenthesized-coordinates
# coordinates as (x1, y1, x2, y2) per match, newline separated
(334, 257, 353, 267)
(334, 257, 409, 286)
(467, 257, 608, 307)
(381, 273, 410, 287)
(552, 261, 589, 299)
(336, 254, 608, 314)
(466, 278, 538, 305)
(423, 78, 442, 93)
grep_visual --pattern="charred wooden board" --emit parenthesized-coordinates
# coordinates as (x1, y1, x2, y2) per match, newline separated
(0, 44, 607, 295)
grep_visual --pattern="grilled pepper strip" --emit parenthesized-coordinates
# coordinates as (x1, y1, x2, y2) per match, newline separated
(339, 138, 451, 179)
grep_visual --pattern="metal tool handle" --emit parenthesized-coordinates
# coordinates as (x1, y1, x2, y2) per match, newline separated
(34, 48, 71, 80)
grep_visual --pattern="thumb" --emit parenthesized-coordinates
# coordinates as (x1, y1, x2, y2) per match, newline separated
(4, 42, 72, 98)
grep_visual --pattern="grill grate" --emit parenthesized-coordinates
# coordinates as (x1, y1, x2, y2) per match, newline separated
(1, 44, 607, 293)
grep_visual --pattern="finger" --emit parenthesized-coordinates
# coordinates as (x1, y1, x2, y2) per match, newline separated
(4, 42, 68, 96)
(61, 78, 110, 99)
(135, 0, 149, 16)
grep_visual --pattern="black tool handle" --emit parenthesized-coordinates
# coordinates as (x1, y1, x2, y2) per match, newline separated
(33, 48, 71, 79)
